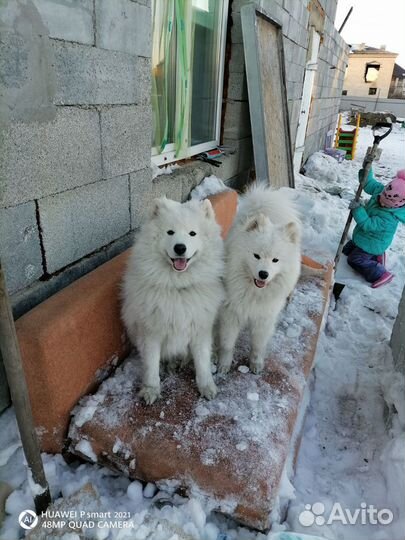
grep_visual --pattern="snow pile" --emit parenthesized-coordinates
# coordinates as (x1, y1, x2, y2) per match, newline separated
(190, 175, 230, 200)
(303, 151, 343, 186)
(152, 161, 181, 179)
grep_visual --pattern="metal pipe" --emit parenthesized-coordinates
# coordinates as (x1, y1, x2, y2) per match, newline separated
(338, 6, 353, 34)
(0, 262, 51, 514)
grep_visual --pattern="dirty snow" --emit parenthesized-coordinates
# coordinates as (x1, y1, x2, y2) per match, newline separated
(0, 123, 404, 540)
(190, 175, 230, 201)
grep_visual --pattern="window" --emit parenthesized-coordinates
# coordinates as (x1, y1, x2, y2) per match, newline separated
(341, 90, 347, 95)
(364, 62, 380, 83)
(151, 0, 229, 165)
(368, 88, 377, 95)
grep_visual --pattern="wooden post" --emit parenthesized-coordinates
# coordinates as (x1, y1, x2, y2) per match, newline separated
(351, 113, 361, 159)
(334, 113, 342, 148)
(0, 261, 51, 514)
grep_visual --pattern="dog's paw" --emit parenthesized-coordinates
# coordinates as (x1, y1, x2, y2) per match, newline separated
(250, 359, 264, 374)
(139, 385, 161, 405)
(198, 380, 218, 400)
(217, 362, 231, 375)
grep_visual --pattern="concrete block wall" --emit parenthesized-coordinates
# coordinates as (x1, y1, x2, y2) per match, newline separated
(230, 0, 348, 165)
(0, 0, 153, 305)
(0, 0, 154, 412)
(304, 6, 348, 158)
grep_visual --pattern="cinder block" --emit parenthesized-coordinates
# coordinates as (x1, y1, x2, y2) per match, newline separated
(227, 71, 248, 101)
(32, 0, 94, 45)
(0, 10, 56, 124)
(229, 44, 245, 73)
(39, 177, 130, 273)
(231, 0, 252, 12)
(96, 0, 151, 57)
(152, 174, 182, 202)
(223, 101, 251, 140)
(178, 162, 214, 201)
(0, 203, 43, 294)
(51, 41, 137, 105)
(137, 56, 152, 105)
(16, 191, 238, 453)
(218, 138, 253, 181)
(130, 167, 153, 230)
(0, 108, 102, 207)
(231, 13, 243, 44)
(101, 105, 152, 179)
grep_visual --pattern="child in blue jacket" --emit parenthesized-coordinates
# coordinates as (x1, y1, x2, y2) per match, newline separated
(343, 168, 405, 288)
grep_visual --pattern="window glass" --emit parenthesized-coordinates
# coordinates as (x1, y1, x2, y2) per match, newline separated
(191, 0, 224, 146)
(151, 0, 226, 157)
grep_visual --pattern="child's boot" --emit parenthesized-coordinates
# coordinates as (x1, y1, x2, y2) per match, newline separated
(371, 271, 394, 288)
(376, 252, 386, 266)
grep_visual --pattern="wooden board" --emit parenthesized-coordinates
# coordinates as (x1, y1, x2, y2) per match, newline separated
(241, 5, 294, 188)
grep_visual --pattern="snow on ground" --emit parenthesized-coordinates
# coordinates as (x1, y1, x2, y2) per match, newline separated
(285, 122, 405, 540)
(0, 123, 404, 540)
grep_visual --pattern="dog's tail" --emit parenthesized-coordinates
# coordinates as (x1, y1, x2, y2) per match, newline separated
(239, 182, 301, 226)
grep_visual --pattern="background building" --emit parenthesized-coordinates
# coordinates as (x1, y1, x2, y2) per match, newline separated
(342, 44, 397, 98)
(389, 63, 405, 99)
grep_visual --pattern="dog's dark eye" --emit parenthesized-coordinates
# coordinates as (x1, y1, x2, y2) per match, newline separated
(167, 230, 175, 236)
(272, 258, 279, 263)
(189, 231, 196, 236)
(254, 253, 261, 260)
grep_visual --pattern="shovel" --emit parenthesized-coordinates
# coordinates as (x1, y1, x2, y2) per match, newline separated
(333, 122, 392, 300)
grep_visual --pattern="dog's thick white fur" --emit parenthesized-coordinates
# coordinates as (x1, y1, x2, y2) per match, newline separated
(218, 184, 302, 374)
(122, 197, 224, 404)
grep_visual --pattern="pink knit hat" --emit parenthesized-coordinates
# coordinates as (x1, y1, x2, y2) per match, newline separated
(380, 170, 405, 208)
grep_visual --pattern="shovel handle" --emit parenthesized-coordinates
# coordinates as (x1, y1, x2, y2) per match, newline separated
(334, 121, 392, 268)
(372, 122, 392, 144)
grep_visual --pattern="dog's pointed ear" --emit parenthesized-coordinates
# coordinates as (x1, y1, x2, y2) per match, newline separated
(244, 213, 268, 232)
(283, 221, 301, 244)
(201, 199, 215, 220)
(150, 197, 170, 218)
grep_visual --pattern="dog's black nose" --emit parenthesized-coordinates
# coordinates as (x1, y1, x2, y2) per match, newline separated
(259, 270, 269, 280)
(174, 243, 187, 256)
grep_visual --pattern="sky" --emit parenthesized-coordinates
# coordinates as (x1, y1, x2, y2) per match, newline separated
(335, 0, 405, 67)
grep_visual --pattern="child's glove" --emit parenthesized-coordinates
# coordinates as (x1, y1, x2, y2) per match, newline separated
(349, 199, 364, 210)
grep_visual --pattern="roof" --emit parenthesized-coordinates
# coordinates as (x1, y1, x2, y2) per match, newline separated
(350, 44, 397, 56)
(393, 63, 405, 78)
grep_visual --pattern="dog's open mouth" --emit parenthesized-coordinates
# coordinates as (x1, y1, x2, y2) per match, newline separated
(254, 278, 267, 288)
(171, 257, 190, 272)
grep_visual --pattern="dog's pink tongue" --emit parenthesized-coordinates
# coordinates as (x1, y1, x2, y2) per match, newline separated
(173, 258, 187, 271)
(255, 279, 266, 288)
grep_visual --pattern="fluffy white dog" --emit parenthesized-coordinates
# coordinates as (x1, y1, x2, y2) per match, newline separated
(122, 197, 224, 404)
(218, 184, 302, 375)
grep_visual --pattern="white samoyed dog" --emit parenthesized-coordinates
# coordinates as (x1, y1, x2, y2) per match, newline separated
(218, 184, 302, 375)
(122, 197, 224, 404)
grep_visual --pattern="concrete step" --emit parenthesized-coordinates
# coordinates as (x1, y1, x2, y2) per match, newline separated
(69, 259, 333, 531)
(16, 191, 238, 453)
